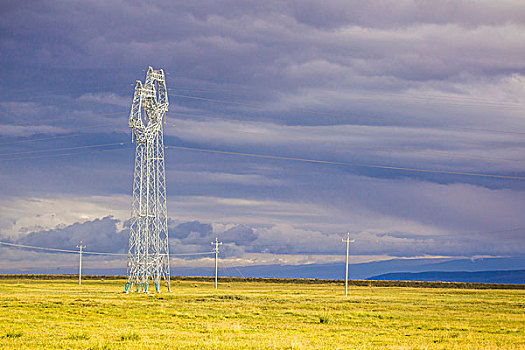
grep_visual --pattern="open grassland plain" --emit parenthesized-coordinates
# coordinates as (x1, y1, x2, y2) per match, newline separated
(0, 277, 523, 349)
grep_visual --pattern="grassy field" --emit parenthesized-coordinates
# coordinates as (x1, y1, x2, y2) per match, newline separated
(0, 277, 523, 349)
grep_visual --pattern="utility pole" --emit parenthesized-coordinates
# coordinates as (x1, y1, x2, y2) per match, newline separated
(211, 237, 222, 290)
(76, 241, 85, 286)
(342, 233, 355, 297)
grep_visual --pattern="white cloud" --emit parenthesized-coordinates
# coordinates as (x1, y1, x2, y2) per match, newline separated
(166, 116, 525, 175)
(77, 92, 130, 108)
(170, 170, 283, 186)
(0, 195, 129, 239)
(0, 124, 68, 137)
(1, 0, 524, 268)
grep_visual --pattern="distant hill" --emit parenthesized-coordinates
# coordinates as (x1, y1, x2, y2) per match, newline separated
(166, 257, 525, 280)
(3, 257, 525, 282)
(369, 270, 525, 284)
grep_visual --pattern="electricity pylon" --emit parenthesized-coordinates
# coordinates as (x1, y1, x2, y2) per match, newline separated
(125, 66, 171, 293)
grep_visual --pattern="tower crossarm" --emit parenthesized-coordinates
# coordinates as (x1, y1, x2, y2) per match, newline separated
(154, 68, 169, 114)
(129, 80, 145, 141)
(144, 67, 169, 127)
(129, 67, 169, 142)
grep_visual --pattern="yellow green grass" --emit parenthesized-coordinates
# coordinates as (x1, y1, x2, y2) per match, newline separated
(0, 278, 523, 349)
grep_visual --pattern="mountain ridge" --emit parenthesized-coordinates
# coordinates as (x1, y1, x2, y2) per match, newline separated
(2, 257, 524, 283)
(368, 269, 525, 284)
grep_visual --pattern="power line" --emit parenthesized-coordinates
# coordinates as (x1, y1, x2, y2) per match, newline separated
(165, 145, 525, 180)
(437, 125, 525, 136)
(0, 241, 80, 254)
(168, 94, 525, 136)
(331, 91, 524, 109)
(1, 131, 523, 180)
(167, 116, 524, 163)
(4, 81, 523, 109)
(3, 80, 523, 117)
(170, 92, 524, 117)
(1, 138, 523, 180)
(419, 149, 523, 163)
(0, 121, 123, 146)
(2, 117, 523, 165)
(1, 91, 523, 147)
(3, 114, 523, 165)
(171, 252, 214, 256)
(0, 132, 89, 147)
(0, 111, 124, 123)
(219, 258, 248, 280)
(0, 145, 130, 161)
(457, 226, 525, 236)
(0, 112, 126, 142)
(0, 241, 127, 256)
(168, 86, 249, 97)
(167, 89, 525, 110)
(0, 142, 126, 157)
(169, 110, 525, 138)
(0, 241, 213, 257)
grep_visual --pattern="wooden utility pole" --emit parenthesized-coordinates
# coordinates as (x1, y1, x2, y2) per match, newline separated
(342, 233, 355, 297)
(76, 241, 85, 285)
(211, 237, 222, 290)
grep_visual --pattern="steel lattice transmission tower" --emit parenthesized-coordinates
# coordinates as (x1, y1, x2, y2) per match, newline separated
(125, 66, 171, 293)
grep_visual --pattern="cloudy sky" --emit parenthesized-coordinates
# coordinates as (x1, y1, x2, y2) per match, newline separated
(0, 0, 524, 274)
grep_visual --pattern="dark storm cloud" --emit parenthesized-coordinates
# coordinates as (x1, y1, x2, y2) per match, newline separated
(164, 218, 525, 258)
(2, 1, 524, 138)
(0, 0, 524, 268)
(170, 221, 212, 241)
(2, 1, 524, 86)
(167, 221, 253, 257)
(15, 216, 127, 253)
(220, 225, 257, 245)
(289, 0, 525, 29)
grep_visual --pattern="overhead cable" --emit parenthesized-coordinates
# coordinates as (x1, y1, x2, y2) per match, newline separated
(0, 142, 126, 157)
(1, 140, 522, 180)
(0, 121, 123, 146)
(0, 145, 130, 161)
(165, 145, 525, 180)
(0, 241, 213, 257)
(168, 94, 525, 136)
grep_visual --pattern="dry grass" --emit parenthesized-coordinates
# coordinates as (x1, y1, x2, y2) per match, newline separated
(0, 278, 523, 349)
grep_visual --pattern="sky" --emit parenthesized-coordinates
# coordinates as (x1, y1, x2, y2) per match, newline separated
(0, 0, 524, 275)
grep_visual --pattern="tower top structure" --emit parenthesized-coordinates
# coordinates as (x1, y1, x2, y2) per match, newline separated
(129, 66, 169, 141)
